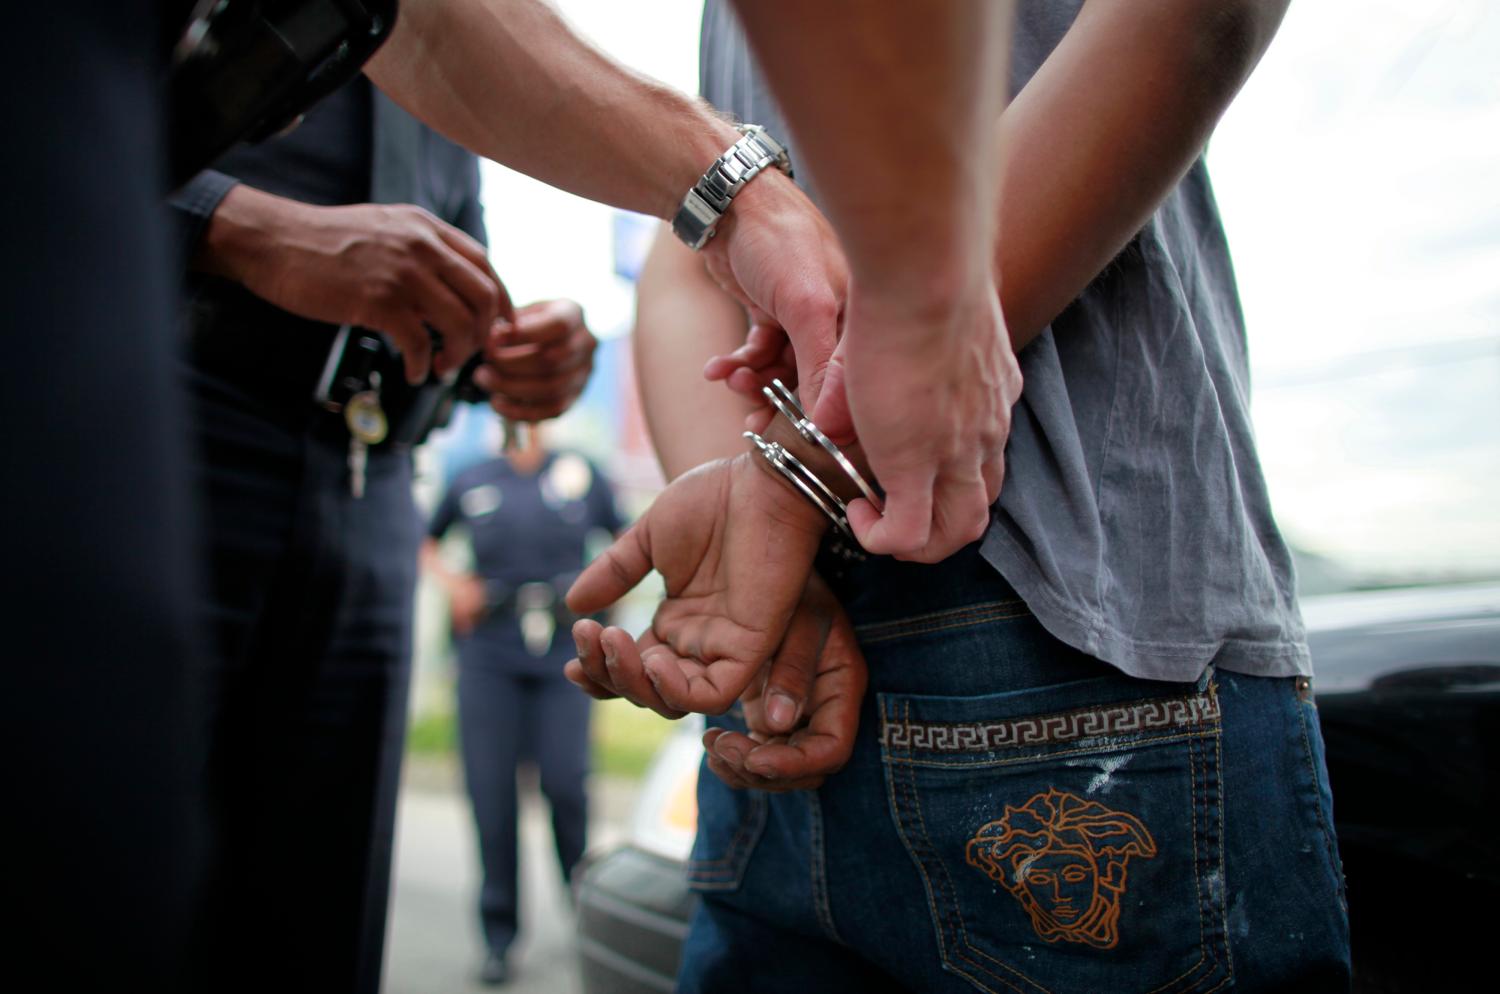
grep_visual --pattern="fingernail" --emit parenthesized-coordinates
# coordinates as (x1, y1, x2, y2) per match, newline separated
(717, 742, 744, 765)
(573, 631, 588, 661)
(644, 662, 663, 689)
(766, 692, 798, 730)
(746, 754, 775, 777)
(603, 642, 618, 673)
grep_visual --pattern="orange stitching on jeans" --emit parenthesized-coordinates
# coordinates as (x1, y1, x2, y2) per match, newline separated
(1144, 725, 1210, 994)
(855, 600, 1030, 642)
(965, 789, 1158, 951)
(1212, 707, 1234, 989)
(1297, 685, 1345, 911)
(860, 610, 1035, 644)
(687, 792, 763, 880)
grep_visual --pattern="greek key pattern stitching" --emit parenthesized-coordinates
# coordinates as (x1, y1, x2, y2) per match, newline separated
(882, 690, 1220, 754)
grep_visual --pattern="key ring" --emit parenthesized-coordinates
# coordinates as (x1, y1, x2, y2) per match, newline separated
(763, 379, 884, 511)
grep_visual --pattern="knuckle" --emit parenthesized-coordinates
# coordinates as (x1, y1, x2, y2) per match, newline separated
(796, 290, 839, 332)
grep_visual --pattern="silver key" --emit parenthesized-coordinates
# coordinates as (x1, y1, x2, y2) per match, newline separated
(348, 438, 368, 499)
(500, 417, 528, 454)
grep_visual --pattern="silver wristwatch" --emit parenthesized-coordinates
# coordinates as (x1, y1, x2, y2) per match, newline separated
(671, 124, 793, 250)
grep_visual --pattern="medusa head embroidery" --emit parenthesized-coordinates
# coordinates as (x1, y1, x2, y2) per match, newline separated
(965, 788, 1157, 950)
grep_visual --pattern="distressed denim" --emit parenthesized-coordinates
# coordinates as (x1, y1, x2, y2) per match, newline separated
(679, 545, 1350, 993)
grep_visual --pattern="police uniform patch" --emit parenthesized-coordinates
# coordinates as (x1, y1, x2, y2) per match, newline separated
(541, 453, 592, 509)
(459, 484, 503, 518)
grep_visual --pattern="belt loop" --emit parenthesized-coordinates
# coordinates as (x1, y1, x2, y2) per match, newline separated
(1195, 664, 1216, 693)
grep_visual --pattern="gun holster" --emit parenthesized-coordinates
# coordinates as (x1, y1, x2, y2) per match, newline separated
(167, 0, 399, 188)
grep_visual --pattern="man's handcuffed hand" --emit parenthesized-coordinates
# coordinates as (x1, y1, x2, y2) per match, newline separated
(566, 571, 866, 791)
(699, 172, 847, 412)
(564, 453, 827, 718)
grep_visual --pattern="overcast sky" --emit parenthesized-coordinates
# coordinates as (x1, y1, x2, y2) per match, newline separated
(477, 0, 1500, 581)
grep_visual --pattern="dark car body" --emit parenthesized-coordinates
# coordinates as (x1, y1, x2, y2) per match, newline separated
(577, 584, 1500, 993)
(1300, 584, 1500, 993)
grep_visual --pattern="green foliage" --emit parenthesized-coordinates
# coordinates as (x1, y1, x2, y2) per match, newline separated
(406, 710, 457, 754)
(590, 698, 679, 779)
(403, 696, 678, 780)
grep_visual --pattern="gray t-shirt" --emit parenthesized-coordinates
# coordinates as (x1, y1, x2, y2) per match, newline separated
(700, 0, 1310, 683)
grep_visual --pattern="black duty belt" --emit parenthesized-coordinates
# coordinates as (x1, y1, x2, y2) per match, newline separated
(477, 575, 588, 658)
(314, 324, 483, 448)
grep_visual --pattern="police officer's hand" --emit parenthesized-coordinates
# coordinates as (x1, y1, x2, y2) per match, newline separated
(564, 453, 827, 718)
(197, 185, 512, 384)
(446, 574, 489, 637)
(474, 299, 597, 422)
(698, 171, 846, 411)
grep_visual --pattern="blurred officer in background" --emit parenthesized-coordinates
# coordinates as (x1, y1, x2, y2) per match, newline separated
(172, 78, 596, 993)
(424, 423, 620, 985)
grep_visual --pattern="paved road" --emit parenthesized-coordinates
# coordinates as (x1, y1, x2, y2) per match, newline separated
(383, 765, 636, 994)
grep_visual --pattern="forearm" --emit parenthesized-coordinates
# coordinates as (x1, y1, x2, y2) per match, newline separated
(367, 0, 739, 220)
(633, 227, 757, 479)
(165, 169, 239, 269)
(190, 184, 288, 278)
(420, 538, 464, 592)
(996, 0, 1289, 349)
(730, 0, 1012, 302)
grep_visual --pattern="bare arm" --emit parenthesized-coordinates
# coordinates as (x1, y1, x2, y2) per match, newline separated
(420, 537, 487, 636)
(194, 186, 509, 383)
(729, 0, 1018, 562)
(633, 227, 758, 479)
(997, 0, 1291, 349)
(729, 0, 1012, 298)
(367, 0, 847, 413)
(367, 0, 735, 220)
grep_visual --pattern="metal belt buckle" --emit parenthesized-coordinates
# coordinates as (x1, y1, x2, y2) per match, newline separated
(516, 581, 558, 657)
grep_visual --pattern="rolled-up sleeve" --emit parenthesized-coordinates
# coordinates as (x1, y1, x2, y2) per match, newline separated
(164, 169, 239, 267)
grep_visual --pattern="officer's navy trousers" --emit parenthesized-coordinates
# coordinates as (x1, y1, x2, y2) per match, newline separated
(186, 373, 419, 994)
(456, 659, 591, 956)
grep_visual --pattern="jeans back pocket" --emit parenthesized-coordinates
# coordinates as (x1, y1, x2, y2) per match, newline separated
(881, 678, 1231, 994)
(687, 712, 769, 893)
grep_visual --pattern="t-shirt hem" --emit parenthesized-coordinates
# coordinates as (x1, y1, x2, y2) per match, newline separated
(980, 530, 1313, 684)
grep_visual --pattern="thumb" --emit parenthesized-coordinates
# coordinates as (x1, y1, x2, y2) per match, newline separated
(808, 340, 853, 443)
(566, 522, 652, 614)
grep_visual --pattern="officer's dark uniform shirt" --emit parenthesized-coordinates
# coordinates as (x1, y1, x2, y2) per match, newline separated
(167, 77, 486, 420)
(429, 451, 621, 671)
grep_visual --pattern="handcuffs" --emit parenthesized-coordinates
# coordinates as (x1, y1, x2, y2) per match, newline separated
(744, 379, 883, 543)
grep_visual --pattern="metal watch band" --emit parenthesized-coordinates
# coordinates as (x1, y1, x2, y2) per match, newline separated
(671, 124, 792, 250)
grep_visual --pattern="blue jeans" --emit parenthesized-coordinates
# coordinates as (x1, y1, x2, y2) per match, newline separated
(679, 545, 1350, 993)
